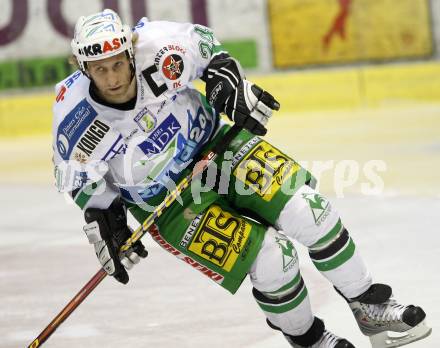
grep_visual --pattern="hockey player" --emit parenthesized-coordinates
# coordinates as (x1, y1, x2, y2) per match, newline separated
(52, 9, 431, 348)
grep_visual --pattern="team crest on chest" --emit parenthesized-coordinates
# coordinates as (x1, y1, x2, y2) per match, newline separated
(134, 107, 157, 133)
(162, 54, 184, 80)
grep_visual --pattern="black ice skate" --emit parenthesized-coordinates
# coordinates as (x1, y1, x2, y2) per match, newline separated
(341, 284, 432, 348)
(285, 330, 355, 348)
(268, 317, 354, 348)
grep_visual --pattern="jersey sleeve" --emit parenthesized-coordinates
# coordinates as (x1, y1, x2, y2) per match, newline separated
(53, 140, 119, 210)
(134, 18, 228, 92)
(52, 77, 120, 211)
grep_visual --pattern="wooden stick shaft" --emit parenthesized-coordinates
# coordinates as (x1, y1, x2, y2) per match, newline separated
(27, 269, 107, 348)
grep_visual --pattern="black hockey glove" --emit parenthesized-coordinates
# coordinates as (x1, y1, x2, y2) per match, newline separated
(203, 56, 280, 136)
(203, 56, 244, 112)
(83, 198, 148, 284)
(224, 80, 280, 136)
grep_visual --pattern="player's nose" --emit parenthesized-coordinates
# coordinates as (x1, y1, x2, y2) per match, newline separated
(107, 71, 120, 87)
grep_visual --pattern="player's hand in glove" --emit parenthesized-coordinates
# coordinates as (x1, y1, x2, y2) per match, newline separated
(224, 79, 280, 136)
(203, 56, 280, 136)
(83, 198, 148, 284)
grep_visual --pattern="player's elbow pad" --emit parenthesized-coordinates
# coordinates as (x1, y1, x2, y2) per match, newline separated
(202, 55, 245, 112)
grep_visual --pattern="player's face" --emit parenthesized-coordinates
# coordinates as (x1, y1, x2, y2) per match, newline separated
(87, 52, 136, 104)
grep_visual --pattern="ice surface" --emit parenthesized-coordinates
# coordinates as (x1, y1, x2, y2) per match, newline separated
(1, 186, 438, 347)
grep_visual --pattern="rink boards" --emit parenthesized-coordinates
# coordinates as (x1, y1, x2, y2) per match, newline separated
(1, 61, 440, 137)
(1, 102, 439, 196)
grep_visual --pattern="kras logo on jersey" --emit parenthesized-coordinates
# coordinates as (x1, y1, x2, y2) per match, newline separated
(57, 99, 98, 160)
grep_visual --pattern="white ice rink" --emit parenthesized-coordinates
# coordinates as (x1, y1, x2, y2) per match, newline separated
(1, 105, 439, 347)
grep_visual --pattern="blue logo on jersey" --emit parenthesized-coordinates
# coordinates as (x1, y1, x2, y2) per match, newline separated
(56, 99, 98, 159)
(119, 185, 158, 205)
(138, 113, 181, 157)
(65, 71, 82, 88)
(119, 165, 184, 204)
(176, 106, 213, 164)
(119, 104, 215, 204)
(102, 134, 127, 161)
(133, 20, 145, 30)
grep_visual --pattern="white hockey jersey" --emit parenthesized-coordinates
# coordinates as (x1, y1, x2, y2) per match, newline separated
(52, 18, 225, 210)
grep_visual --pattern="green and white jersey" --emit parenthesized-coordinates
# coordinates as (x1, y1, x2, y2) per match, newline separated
(52, 18, 319, 295)
(53, 18, 225, 210)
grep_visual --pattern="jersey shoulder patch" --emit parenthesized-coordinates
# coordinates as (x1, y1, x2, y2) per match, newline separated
(134, 19, 195, 92)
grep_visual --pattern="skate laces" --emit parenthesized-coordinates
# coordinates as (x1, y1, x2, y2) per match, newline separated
(316, 330, 340, 347)
(362, 298, 407, 323)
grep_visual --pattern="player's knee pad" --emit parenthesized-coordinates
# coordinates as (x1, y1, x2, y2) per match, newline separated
(250, 228, 314, 335)
(267, 316, 325, 347)
(276, 185, 341, 247)
(249, 227, 299, 293)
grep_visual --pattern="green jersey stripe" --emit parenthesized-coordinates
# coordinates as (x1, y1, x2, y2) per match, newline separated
(74, 180, 104, 209)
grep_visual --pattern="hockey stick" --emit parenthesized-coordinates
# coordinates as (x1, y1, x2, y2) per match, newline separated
(27, 124, 241, 348)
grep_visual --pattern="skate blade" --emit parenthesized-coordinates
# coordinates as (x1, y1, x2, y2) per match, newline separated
(369, 320, 432, 348)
